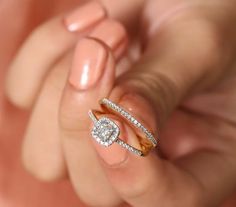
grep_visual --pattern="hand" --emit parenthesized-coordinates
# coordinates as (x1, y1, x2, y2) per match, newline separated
(5, 0, 236, 207)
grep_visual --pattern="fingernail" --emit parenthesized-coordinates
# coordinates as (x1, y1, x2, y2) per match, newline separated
(64, 1, 106, 32)
(89, 19, 128, 58)
(69, 38, 108, 90)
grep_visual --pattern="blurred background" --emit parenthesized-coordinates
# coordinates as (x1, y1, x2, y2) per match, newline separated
(0, 0, 236, 206)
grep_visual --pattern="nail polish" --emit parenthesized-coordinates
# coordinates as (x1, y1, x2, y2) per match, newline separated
(69, 38, 107, 90)
(64, 1, 106, 32)
(89, 19, 127, 53)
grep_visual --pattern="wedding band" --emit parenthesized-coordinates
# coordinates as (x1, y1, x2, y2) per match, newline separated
(88, 98, 158, 156)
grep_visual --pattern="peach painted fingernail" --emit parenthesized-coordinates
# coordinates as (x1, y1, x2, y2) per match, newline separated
(64, 1, 106, 32)
(69, 38, 108, 90)
(89, 19, 127, 57)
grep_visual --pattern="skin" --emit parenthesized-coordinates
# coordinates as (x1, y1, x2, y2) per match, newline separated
(1, 0, 236, 206)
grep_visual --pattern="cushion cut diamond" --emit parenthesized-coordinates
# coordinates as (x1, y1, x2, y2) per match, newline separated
(92, 117, 120, 146)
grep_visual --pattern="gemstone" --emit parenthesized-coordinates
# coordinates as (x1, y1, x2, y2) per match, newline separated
(91, 117, 120, 147)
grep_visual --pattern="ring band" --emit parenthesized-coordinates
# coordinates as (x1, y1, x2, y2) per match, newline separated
(88, 98, 158, 156)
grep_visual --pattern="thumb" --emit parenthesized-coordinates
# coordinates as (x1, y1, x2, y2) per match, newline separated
(89, 13, 231, 207)
(98, 14, 223, 159)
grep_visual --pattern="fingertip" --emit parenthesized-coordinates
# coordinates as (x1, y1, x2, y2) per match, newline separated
(89, 19, 128, 59)
(64, 1, 107, 33)
(21, 143, 67, 182)
(5, 73, 33, 109)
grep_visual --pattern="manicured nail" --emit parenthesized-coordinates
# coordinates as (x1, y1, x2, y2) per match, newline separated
(64, 1, 106, 32)
(69, 38, 108, 90)
(89, 19, 127, 58)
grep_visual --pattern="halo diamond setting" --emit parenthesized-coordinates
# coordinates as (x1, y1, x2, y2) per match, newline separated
(91, 117, 120, 147)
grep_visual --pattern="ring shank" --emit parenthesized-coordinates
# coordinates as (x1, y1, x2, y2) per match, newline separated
(89, 110, 147, 156)
(99, 98, 157, 156)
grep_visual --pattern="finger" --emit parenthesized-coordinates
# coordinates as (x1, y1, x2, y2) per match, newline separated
(89, 19, 128, 60)
(90, 11, 235, 207)
(59, 37, 123, 206)
(99, 0, 144, 35)
(23, 16, 127, 184)
(22, 53, 71, 181)
(6, 0, 144, 110)
(6, 1, 106, 108)
(22, 18, 127, 182)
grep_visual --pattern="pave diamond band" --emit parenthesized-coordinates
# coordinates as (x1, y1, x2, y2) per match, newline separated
(100, 98, 158, 147)
(88, 98, 158, 156)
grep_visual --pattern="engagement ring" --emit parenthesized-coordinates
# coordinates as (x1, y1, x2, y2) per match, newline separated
(88, 98, 158, 156)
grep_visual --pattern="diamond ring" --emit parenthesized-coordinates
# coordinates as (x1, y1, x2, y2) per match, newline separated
(88, 98, 158, 156)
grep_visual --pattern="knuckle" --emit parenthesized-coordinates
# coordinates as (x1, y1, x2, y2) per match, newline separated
(5, 83, 31, 109)
(22, 147, 64, 182)
(59, 110, 89, 137)
(190, 20, 223, 68)
(181, 18, 229, 83)
(29, 17, 70, 54)
(29, 22, 59, 53)
(160, 11, 226, 71)
(44, 55, 69, 94)
(123, 68, 179, 121)
(59, 99, 89, 138)
(184, 17, 224, 68)
(105, 19, 127, 39)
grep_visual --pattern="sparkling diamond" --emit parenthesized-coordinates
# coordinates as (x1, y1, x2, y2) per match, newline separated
(91, 117, 120, 147)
